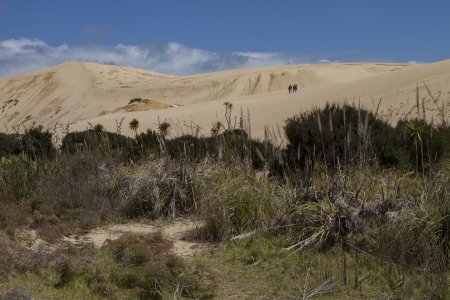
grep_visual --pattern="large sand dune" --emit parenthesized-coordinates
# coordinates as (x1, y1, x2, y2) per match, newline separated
(1, 60, 450, 139)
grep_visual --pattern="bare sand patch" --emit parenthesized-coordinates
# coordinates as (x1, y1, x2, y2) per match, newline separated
(63, 219, 207, 257)
(112, 98, 172, 113)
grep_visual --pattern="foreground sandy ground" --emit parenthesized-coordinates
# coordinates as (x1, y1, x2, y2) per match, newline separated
(1, 60, 450, 139)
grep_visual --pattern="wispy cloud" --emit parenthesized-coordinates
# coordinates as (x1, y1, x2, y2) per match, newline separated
(0, 38, 366, 77)
(407, 60, 426, 65)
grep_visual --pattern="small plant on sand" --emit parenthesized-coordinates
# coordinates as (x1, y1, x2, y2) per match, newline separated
(93, 123, 105, 133)
(406, 118, 425, 172)
(158, 121, 171, 139)
(223, 102, 233, 130)
(129, 118, 140, 136)
(211, 121, 224, 136)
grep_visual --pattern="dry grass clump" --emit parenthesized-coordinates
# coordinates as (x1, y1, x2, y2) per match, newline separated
(108, 157, 198, 219)
(196, 162, 286, 241)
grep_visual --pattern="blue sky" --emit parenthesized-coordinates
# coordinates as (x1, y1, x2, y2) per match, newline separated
(1, 0, 450, 76)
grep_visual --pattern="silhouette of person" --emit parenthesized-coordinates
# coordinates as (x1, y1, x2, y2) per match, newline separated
(293, 84, 298, 93)
(288, 84, 292, 94)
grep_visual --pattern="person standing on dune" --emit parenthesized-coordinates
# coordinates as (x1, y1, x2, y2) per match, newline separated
(288, 84, 292, 94)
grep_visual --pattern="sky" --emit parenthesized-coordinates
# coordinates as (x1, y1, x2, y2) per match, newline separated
(1, 0, 450, 77)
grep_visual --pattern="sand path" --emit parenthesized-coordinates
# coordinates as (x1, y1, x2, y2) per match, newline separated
(64, 219, 207, 257)
(18, 219, 207, 257)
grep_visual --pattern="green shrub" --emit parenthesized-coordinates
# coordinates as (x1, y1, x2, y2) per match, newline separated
(21, 127, 55, 160)
(0, 133, 22, 157)
(284, 104, 450, 173)
(61, 130, 132, 153)
(61, 129, 161, 161)
(165, 131, 279, 170)
(166, 135, 216, 160)
(0, 155, 41, 203)
(394, 119, 450, 171)
(135, 129, 160, 155)
(284, 104, 398, 170)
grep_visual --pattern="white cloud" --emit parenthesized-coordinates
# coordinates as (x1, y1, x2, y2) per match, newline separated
(407, 60, 426, 65)
(0, 38, 360, 77)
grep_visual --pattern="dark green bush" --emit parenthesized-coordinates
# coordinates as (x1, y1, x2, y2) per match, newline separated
(61, 129, 161, 161)
(135, 129, 160, 154)
(284, 104, 397, 170)
(394, 120, 450, 171)
(283, 104, 450, 173)
(165, 131, 278, 170)
(165, 135, 216, 160)
(61, 130, 131, 153)
(0, 133, 21, 157)
(21, 127, 55, 160)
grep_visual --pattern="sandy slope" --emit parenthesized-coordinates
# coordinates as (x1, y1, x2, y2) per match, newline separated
(1, 60, 450, 139)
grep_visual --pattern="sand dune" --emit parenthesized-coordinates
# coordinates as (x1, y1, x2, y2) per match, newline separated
(1, 60, 450, 139)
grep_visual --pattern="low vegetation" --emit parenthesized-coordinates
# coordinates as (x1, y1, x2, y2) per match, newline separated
(0, 100, 449, 298)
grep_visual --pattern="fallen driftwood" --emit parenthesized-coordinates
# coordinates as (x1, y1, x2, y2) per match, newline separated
(230, 230, 257, 242)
